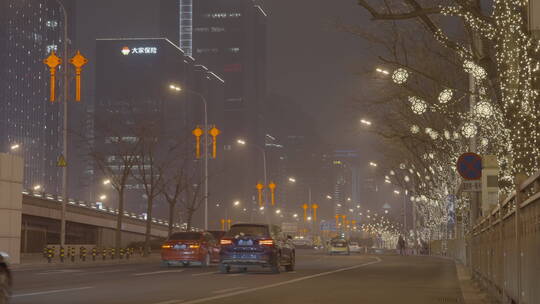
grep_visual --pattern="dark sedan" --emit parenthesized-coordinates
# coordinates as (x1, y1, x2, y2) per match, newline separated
(219, 223, 295, 274)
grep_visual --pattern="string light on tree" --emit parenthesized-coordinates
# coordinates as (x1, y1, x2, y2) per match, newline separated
(411, 125, 420, 134)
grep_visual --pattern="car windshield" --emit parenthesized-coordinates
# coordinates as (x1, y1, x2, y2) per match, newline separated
(226, 225, 269, 238)
(168, 232, 202, 240)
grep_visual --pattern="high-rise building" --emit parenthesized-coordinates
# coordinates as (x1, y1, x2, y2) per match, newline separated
(94, 38, 224, 215)
(0, 0, 73, 192)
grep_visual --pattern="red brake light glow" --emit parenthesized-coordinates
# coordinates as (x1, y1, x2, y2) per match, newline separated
(220, 239, 233, 245)
(259, 239, 274, 246)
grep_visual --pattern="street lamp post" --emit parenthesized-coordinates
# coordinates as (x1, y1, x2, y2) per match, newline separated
(170, 84, 209, 230)
(56, 0, 69, 248)
(237, 139, 268, 205)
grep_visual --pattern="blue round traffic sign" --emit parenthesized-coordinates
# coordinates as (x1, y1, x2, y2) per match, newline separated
(457, 152, 482, 180)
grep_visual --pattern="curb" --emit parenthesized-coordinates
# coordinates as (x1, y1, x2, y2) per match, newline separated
(11, 255, 162, 271)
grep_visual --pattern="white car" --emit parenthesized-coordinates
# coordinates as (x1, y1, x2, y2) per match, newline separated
(292, 236, 313, 248)
(349, 242, 362, 253)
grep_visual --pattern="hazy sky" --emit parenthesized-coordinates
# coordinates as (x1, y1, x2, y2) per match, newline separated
(260, 0, 377, 148)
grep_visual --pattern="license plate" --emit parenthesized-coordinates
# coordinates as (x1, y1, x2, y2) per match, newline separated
(238, 239, 253, 246)
(174, 244, 186, 249)
(233, 254, 256, 259)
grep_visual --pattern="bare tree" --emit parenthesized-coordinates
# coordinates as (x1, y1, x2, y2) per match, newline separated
(86, 117, 140, 256)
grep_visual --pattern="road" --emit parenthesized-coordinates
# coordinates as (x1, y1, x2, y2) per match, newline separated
(10, 250, 464, 304)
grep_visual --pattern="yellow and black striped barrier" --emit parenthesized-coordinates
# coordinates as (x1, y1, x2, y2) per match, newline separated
(59, 246, 65, 263)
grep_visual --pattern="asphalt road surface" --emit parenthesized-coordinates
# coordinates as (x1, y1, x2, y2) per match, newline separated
(10, 250, 464, 304)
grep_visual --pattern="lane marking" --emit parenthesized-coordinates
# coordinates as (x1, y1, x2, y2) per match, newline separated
(228, 273, 245, 277)
(35, 269, 82, 275)
(133, 270, 185, 276)
(178, 257, 382, 304)
(13, 286, 94, 297)
(192, 271, 217, 277)
(212, 287, 245, 294)
(76, 269, 130, 275)
(152, 300, 185, 304)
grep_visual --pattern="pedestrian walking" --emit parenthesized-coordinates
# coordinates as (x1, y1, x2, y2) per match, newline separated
(397, 235, 406, 255)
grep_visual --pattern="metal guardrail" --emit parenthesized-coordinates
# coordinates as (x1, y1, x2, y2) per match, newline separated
(469, 171, 540, 304)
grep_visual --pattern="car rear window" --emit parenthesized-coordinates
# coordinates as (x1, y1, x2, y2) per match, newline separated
(226, 225, 269, 237)
(169, 232, 202, 240)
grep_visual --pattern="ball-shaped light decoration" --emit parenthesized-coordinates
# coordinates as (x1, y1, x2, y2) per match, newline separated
(429, 153, 435, 159)
(410, 125, 420, 134)
(461, 122, 478, 138)
(399, 163, 406, 170)
(438, 89, 453, 104)
(392, 68, 409, 84)
(404, 175, 410, 182)
(409, 96, 427, 115)
(474, 101, 493, 118)
(480, 138, 489, 147)
(453, 132, 460, 139)
(389, 170, 395, 176)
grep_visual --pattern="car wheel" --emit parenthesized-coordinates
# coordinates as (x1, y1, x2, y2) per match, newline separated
(182, 262, 189, 267)
(285, 254, 295, 272)
(161, 261, 170, 268)
(219, 263, 230, 274)
(271, 256, 281, 274)
(202, 253, 211, 267)
(0, 266, 10, 304)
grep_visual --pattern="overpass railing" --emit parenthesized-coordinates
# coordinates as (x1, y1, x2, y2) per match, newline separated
(469, 170, 540, 304)
(22, 189, 182, 229)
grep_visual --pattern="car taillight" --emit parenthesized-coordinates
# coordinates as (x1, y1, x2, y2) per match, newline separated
(161, 244, 172, 249)
(189, 244, 200, 249)
(220, 239, 232, 245)
(259, 239, 274, 246)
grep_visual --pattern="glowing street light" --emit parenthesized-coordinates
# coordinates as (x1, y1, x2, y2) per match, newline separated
(360, 119, 372, 126)
(169, 84, 182, 91)
(307, 216, 312, 221)
(10, 144, 20, 151)
(326, 195, 332, 200)
(369, 162, 378, 167)
(99, 195, 107, 200)
(376, 67, 389, 75)
(237, 139, 246, 145)
(259, 206, 265, 211)
(33, 185, 42, 191)
(103, 179, 111, 185)
(293, 213, 298, 218)
(393, 190, 401, 195)
(233, 200, 240, 207)
(275, 209, 281, 214)
(288, 177, 296, 183)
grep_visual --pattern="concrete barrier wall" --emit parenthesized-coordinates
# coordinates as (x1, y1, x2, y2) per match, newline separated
(0, 153, 23, 263)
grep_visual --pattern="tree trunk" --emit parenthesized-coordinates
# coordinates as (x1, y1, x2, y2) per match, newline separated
(143, 197, 154, 256)
(186, 209, 194, 232)
(115, 189, 124, 258)
(168, 202, 175, 237)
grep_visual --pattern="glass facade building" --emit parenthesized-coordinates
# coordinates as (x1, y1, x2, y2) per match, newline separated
(0, 0, 66, 192)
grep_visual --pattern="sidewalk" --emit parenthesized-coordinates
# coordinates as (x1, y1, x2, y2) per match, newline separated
(11, 252, 162, 270)
(455, 262, 494, 304)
